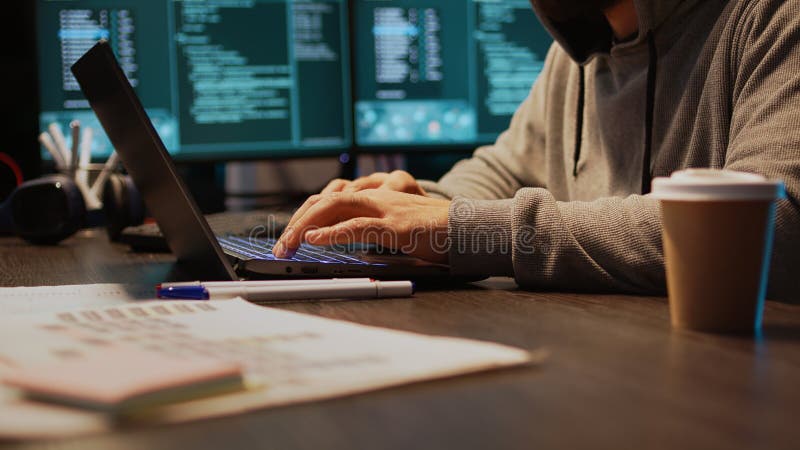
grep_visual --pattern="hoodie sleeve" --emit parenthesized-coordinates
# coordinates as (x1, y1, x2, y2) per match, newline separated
(721, 0, 800, 301)
(447, 190, 666, 294)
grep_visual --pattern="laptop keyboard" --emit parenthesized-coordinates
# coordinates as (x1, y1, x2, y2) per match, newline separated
(120, 209, 293, 252)
(218, 236, 373, 265)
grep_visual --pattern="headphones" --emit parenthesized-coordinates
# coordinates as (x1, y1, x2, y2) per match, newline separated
(0, 168, 145, 245)
(0, 175, 87, 245)
(102, 172, 144, 241)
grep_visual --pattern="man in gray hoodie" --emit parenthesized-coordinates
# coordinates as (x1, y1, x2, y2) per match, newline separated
(275, 0, 800, 302)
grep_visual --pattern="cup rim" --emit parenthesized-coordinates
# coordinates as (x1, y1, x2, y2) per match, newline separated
(651, 169, 786, 201)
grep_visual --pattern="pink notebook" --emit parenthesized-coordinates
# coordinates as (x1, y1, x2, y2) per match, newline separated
(2, 346, 244, 414)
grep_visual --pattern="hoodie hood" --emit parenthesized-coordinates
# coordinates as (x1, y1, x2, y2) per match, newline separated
(530, 0, 688, 64)
(530, 0, 703, 194)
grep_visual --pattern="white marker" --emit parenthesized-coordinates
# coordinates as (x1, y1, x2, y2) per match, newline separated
(160, 280, 414, 302)
(159, 278, 374, 290)
(38, 132, 67, 170)
(48, 123, 71, 167)
(76, 176, 102, 210)
(89, 151, 119, 200)
(77, 126, 93, 189)
(211, 281, 413, 302)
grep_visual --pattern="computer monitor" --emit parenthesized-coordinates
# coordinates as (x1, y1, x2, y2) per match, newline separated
(353, 0, 552, 149)
(36, 0, 352, 161)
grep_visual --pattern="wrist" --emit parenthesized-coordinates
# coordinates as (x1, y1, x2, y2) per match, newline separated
(447, 197, 514, 277)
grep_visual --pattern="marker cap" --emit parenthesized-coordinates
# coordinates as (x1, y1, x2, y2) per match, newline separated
(156, 286, 210, 300)
(376, 281, 415, 297)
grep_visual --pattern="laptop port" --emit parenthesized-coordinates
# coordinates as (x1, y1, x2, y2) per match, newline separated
(301, 266, 318, 274)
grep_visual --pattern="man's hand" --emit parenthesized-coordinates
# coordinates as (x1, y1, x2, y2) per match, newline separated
(273, 189, 450, 264)
(321, 170, 427, 196)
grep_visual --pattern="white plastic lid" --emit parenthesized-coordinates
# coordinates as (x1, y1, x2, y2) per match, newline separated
(651, 169, 786, 201)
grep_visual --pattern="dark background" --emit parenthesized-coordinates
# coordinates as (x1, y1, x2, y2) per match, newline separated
(0, 1, 472, 207)
(0, 2, 41, 201)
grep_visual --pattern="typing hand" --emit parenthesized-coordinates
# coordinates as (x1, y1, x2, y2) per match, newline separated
(273, 189, 450, 264)
(321, 170, 427, 196)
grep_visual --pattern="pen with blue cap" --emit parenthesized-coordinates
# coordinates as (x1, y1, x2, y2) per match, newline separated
(157, 279, 414, 302)
(157, 278, 373, 290)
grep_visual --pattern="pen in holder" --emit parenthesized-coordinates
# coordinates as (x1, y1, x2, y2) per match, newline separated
(39, 121, 119, 211)
(38, 122, 144, 241)
(0, 122, 124, 244)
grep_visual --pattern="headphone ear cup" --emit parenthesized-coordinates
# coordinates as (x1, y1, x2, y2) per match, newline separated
(6, 175, 86, 245)
(102, 173, 144, 241)
(123, 175, 145, 226)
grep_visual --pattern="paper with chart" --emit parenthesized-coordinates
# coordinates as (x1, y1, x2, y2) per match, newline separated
(0, 283, 153, 316)
(0, 295, 539, 439)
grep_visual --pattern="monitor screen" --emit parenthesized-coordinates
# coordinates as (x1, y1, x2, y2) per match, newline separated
(353, 0, 552, 148)
(36, 0, 352, 161)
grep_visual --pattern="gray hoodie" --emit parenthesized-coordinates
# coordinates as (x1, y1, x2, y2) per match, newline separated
(421, 0, 800, 301)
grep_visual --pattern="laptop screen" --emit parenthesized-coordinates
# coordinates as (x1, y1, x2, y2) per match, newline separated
(71, 40, 237, 281)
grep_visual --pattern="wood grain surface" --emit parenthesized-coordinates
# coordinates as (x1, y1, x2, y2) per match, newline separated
(2, 230, 800, 450)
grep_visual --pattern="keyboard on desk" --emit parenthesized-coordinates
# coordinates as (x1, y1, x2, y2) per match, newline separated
(120, 210, 293, 252)
(218, 236, 373, 265)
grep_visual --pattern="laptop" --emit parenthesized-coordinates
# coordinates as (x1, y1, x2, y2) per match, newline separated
(71, 40, 450, 281)
(119, 209, 294, 253)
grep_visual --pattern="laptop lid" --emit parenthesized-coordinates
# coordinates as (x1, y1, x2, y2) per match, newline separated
(71, 40, 237, 281)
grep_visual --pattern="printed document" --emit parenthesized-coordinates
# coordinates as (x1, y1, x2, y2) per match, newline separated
(0, 289, 539, 439)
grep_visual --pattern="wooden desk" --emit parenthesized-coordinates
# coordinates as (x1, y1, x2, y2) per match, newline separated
(2, 230, 800, 450)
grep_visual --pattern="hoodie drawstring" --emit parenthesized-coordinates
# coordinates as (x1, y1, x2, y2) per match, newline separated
(641, 31, 658, 194)
(573, 31, 659, 194)
(573, 65, 585, 177)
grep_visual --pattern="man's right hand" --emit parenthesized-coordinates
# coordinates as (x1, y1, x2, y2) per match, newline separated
(321, 170, 427, 196)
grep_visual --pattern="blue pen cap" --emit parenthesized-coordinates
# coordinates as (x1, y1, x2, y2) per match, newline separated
(156, 286, 210, 300)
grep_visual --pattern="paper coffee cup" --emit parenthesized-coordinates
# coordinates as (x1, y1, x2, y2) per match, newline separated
(651, 169, 785, 332)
